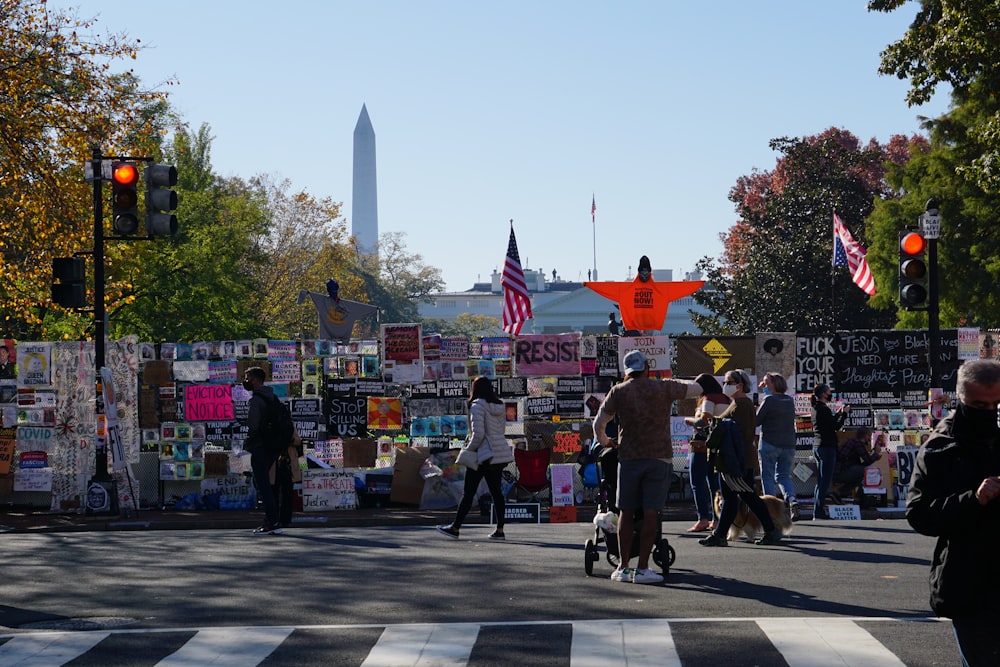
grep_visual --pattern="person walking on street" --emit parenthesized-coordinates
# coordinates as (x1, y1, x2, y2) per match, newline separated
(697, 374, 784, 547)
(594, 350, 702, 584)
(437, 376, 514, 541)
(908, 359, 1000, 667)
(243, 366, 283, 535)
(811, 383, 849, 520)
(756, 372, 800, 520)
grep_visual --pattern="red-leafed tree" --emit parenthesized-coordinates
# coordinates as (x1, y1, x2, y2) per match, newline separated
(692, 127, 925, 334)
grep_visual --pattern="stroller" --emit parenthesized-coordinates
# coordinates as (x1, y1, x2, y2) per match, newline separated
(583, 443, 676, 577)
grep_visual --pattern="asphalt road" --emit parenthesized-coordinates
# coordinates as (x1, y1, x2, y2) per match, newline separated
(0, 519, 959, 666)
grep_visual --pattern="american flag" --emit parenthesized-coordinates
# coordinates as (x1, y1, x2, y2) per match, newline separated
(501, 224, 532, 335)
(591, 195, 596, 224)
(833, 213, 876, 296)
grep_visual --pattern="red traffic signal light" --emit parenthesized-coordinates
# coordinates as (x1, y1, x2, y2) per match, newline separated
(899, 231, 927, 256)
(111, 162, 140, 235)
(898, 230, 928, 310)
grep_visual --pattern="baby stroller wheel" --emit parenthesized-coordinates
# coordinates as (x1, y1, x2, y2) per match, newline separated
(584, 539, 598, 576)
(651, 539, 676, 574)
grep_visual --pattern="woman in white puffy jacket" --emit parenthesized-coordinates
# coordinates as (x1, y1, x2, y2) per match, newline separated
(437, 376, 515, 541)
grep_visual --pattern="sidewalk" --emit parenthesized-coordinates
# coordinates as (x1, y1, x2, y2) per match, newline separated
(0, 502, 692, 534)
(0, 500, 896, 534)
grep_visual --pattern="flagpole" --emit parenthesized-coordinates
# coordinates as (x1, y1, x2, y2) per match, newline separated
(831, 211, 837, 324)
(591, 194, 598, 280)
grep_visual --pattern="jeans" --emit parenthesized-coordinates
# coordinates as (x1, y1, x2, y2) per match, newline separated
(813, 446, 837, 518)
(250, 449, 279, 527)
(688, 451, 719, 521)
(273, 458, 294, 527)
(759, 440, 797, 504)
(953, 616, 1000, 666)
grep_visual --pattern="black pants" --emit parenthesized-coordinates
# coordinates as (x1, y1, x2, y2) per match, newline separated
(714, 470, 776, 538)
(452, 462, 506, 530)
(272, 458, 294, 527)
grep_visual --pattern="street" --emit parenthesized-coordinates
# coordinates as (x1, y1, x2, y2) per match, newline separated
(0, 519, 958, 666)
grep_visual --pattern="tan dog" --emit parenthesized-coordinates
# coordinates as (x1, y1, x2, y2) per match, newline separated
(713, 491, 793, 542)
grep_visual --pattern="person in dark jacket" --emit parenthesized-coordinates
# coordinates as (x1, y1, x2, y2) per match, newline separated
(243, 366, 283, 535)
(834, 426, 881, 502)
(907, 359, 1000, 666)
(810, 383, 849, 520)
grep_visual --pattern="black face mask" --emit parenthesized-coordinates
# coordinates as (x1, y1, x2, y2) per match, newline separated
(242, 380, 254, 392)
(958, 402, 1000, 437)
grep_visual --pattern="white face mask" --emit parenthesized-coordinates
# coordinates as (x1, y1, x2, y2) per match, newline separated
(722, 384, 738, 397)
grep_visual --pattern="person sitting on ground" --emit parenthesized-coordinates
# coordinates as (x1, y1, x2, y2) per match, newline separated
(834, 426, 881, 502)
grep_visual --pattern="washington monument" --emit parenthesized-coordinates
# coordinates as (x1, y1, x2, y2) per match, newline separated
(352, 104, 378, 255)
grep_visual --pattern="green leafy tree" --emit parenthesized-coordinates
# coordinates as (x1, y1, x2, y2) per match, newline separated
(867, 86, 1000, 328)
(870, 0, 1000, 191)
(421, 313, 503, 338)
(692, 128, 903, 334)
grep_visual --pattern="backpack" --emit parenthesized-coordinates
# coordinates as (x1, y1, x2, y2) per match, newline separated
(262, 396, 295, 453)
(705, 417, 745, 476)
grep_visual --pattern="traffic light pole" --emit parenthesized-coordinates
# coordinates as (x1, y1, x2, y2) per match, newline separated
(87, 146, 118, 515)
(923, 199, 941, 387)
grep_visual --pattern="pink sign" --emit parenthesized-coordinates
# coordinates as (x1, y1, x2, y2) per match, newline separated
(512, 334, 581, 377)
(184, 384, 234, 421)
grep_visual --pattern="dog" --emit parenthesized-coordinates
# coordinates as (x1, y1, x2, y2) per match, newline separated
(713, 490, 793, 542)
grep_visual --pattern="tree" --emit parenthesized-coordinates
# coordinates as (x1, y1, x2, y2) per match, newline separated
(351, 231, 445, 334)
(0, 1, 169, 340)
(692, 128, 904, 335)
(421, 313, 503, 338)
(867, 85, 1000, 328)
(870, 0, 1000, 191)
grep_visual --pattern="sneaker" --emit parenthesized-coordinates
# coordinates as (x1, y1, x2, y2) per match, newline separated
(698, 533, 728, 547)
(754, 529, 783, 545)
(488, 530, 505, 541)
(252, 524, 283, 535)
(610, 567, 633, 582)
(632, 568, 664, 584)
(436, 524, 460, 539)
(790, 504, 802, 522)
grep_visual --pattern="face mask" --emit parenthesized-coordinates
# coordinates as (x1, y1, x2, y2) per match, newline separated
(242, 380, 254, 392)
(959, 402, 1000, 437)
(722, 384, 738, 397)
(761, 386, 771, 396)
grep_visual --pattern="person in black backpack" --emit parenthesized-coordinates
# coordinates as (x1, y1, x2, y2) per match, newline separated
(243, 366, 283, 535)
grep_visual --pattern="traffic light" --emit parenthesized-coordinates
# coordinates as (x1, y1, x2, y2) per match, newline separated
(899, 230, 928, 310)
(144, 164, 178, 236)
(51, 257, 86, 308)
(111, 162, 140, 235)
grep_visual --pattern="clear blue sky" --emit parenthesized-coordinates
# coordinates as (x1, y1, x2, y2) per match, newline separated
(53, 1, 947, 292)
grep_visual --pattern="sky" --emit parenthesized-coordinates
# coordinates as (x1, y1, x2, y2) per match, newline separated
(50, 1, 949, 292)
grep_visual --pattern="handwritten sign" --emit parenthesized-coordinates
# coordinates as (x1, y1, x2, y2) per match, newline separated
(513, 334, 581, 377)
(184, 384, 235, 421)
(302, 469, 357, 511)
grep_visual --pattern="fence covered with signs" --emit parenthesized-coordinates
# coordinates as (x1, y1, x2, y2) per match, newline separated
(0, 327, 989, 510)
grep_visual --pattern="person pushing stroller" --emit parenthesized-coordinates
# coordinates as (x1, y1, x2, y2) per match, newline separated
(593, 350, 703, 584)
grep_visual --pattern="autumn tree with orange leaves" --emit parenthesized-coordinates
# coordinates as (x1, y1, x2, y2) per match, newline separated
(0, 0, 169, 340)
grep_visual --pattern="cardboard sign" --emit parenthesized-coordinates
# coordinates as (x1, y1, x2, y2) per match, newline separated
(302, 468, 357, 511)
(828, 504, 862, 520)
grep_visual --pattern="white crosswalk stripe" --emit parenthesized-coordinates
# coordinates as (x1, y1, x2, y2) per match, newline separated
(0, 631, 109, 667)
(156, 626, 294, 667)
(361, 623, 481, 667)
(755, 618, 907, 667)
(570, 619, 680, 667)
(0, 617, 944, 667)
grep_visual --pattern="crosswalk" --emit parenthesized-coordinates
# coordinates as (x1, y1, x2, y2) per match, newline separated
(0, 617, 949, 667)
